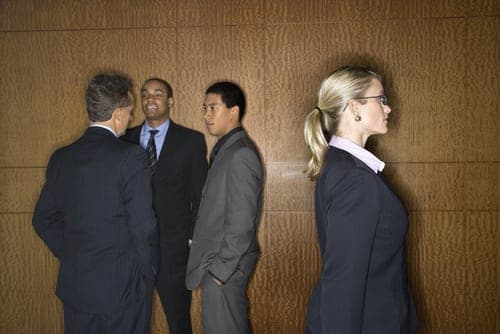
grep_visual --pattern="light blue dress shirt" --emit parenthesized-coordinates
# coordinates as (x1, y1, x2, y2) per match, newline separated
(140, 119, 170, 159)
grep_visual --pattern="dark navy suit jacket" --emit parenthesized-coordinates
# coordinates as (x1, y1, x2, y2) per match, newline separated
(306, 147, 418, 334)
(33, 127, 159, 314)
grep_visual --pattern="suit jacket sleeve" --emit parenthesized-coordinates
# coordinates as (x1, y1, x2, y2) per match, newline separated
(208, 147, 262, 282)
(121, 147, 159, 279)
(322, 169, 380, 333)
(189, 134, 208, 238)
(32, 154, 65, 259)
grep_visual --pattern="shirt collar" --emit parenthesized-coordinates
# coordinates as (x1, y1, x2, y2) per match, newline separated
(329, 135, 385, 173)
(89, 124, 118, 137)
(142, 119, 170, 136)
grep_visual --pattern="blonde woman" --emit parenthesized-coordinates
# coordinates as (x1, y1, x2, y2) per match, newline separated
(304, 66, 418, 333)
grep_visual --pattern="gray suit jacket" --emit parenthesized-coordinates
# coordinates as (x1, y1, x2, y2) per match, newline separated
(186, 130, 263, 290)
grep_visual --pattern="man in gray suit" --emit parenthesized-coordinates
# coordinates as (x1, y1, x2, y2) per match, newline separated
(186, 81, 263, 334)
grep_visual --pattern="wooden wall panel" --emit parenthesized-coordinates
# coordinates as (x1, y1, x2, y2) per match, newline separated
(0, 31, 87, 166)
(465, 212, 498, 333)
(408, 212, 467, 334)
(465, 17, 499, 161)
(385, 163, 498, 211)
(427, 0, 499, 17)
(0, 28, 177, 166)
(177, 25, 265, 155)
(178, 0, 263, 26)
(263, 211, 319, 333)
(2, 290, 63, 333)
(0, 215, 59, 292)
(265, 163, 314, 212)
(0, 214, 63, 333)
(264, 0, 433, 22)
(247, 212, 271, 334)
(148, 292, 169, 333)
(264, 0, 499, 23)
(264, 23, 364, 162)
(0, 0, 177, 31)
(0, 168, 44, 213)
(408, 210, 499, 333)
(364, 19, 470, 163)
(0, 1, 498, 333)
(265, 0, 360, 22)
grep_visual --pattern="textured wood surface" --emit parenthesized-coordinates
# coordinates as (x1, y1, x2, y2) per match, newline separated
(176, 25, 266, 156)
(0, 1, 498, 333)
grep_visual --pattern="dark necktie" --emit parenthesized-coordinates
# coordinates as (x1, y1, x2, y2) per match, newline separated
(146, 129, 159, 173)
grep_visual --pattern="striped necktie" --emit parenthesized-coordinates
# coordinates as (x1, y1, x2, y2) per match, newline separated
(146, 129, 159, 173)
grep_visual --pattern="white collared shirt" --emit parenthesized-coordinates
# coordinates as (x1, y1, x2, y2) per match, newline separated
(89, 124, 118, 137)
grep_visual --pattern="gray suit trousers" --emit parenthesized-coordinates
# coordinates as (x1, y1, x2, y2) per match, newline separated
(201, 270, 252, 334)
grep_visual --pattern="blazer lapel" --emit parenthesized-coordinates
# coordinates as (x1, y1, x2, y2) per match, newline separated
(157, 121, 177, 160)
(210, 130, 246, 167)
(350, 153, 376, 175)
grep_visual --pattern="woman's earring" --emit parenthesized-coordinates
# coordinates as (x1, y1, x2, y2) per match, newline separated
(355, 115, 361, 122)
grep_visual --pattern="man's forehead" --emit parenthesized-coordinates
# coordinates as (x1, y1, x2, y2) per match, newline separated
(142, 81, 167, 92)
(204, 93, 223, 103)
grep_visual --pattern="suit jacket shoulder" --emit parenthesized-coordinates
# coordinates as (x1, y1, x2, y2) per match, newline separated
(122, 124, 141, 144)
(318, 146, 374, 194)
(169, 121, 205, 138)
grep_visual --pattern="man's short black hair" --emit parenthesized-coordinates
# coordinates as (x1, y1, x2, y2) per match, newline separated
(205, 81, 246, 121)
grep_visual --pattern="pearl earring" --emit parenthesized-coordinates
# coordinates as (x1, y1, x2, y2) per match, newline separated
(355, 115, 361, 122)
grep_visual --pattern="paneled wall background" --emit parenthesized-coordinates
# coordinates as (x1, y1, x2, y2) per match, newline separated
(0, 1, 498, 333)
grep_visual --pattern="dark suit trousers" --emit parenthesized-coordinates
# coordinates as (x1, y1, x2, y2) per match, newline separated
(63, 282, 154, 334)
(156, 245, 192, 334)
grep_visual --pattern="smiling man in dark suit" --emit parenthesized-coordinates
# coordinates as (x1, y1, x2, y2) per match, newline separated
(33, 73, 159, 334)
(122, 77, 208, 334)
(186, 81, 264, 334)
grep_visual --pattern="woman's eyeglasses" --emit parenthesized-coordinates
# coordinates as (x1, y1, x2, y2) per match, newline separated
(353, 95, 388, 105)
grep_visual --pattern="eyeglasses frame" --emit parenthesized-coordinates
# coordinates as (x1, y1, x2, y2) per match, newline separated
(343, 95, 388, 112)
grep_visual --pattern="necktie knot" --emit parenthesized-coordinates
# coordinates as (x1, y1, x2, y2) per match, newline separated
(149, 129, 159, 137)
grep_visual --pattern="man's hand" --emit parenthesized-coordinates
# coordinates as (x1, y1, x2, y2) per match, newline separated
(210, 273, 223, 286)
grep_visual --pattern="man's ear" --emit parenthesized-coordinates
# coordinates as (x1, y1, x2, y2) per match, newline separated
(168, 97, 174, 109)
(111, 107, 121, 121)
(230, 105, 240, 121)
